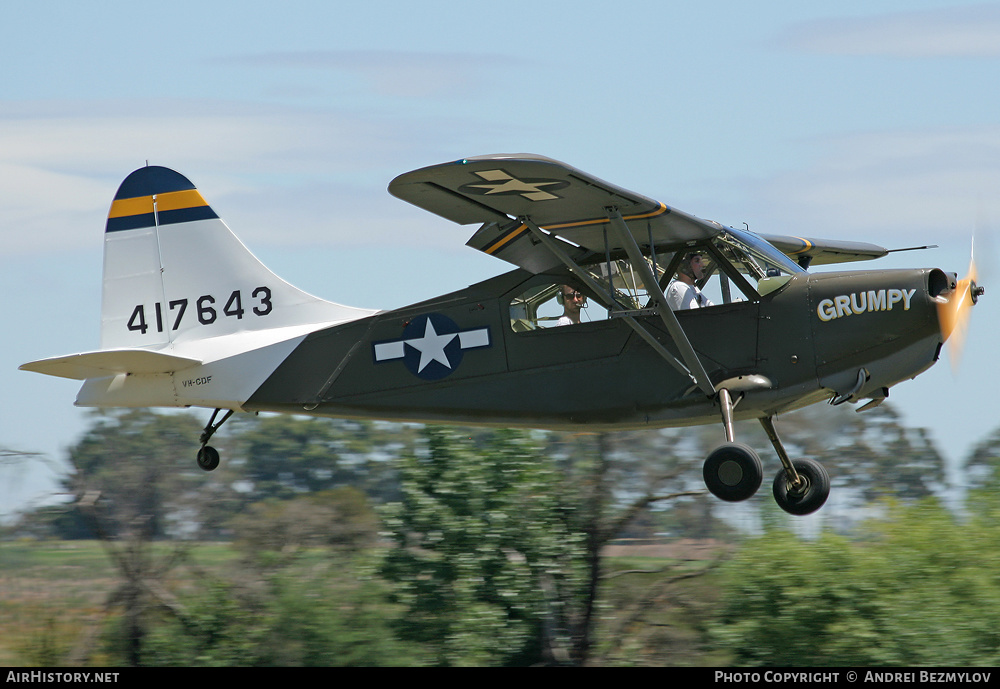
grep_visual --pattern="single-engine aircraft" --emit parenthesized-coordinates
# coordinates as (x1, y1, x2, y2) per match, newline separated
(21, 154, 984, 515)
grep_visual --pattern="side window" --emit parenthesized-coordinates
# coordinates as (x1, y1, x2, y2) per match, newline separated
(663, 252, 728, 309)
(509, 283, 608, 331)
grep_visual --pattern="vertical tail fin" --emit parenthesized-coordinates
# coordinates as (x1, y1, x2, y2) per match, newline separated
(101, 166, 372, 350)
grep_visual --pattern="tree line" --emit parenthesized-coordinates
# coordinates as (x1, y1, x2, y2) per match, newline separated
(6, 403, 1000, 666)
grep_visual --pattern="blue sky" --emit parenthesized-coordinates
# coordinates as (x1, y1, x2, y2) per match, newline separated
(3, 1, 999, 515)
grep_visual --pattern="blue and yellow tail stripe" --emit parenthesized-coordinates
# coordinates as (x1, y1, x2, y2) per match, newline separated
(105, 165, 219, 233)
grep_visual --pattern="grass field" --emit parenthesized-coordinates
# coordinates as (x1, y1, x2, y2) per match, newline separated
(1, 541, 111, 665)
(0, 541, 243, 666)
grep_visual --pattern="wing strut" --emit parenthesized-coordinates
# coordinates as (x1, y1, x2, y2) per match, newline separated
(519, 215, 714, 394)
(604, 208, 716, 397)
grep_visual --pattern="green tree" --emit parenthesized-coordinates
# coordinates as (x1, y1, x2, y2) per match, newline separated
(540, 431, 721, 665)
(230, 487, 379, 568)
(712, 499, 1000, 666)
(380, 428, 711, 666)
(49, 409, 213, 540)
(233, 415, 412, 503)
(380, 427, 587, 666)
(963, 426, 1000, 499)
(142, 559, 427, 666)
(56, 410, 208, 665)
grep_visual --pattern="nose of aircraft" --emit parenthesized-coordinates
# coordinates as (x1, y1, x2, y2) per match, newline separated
(934, 260, 984, 366)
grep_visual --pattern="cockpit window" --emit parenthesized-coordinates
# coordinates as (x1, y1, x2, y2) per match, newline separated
(509, 282, 608, 331)
(586, 259, 653, 311)
(508, 227, 802, 330)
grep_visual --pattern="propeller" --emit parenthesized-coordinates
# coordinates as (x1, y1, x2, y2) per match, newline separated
(936, 246, 985, 369)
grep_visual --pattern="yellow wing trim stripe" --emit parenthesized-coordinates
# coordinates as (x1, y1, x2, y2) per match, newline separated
(485, 203, 669, 255)
(546, 202, 669, 231)
(486, 224, 530, 254)
(783, 236, 814, 256)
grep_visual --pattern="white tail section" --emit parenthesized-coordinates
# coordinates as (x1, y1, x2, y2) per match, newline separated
(100, 166, 372, 350)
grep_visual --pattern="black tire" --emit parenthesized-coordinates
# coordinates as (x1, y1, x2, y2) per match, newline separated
(703, 443, 763, 502)
(772, 458, 830, 515)
(197, 445, 220, 472)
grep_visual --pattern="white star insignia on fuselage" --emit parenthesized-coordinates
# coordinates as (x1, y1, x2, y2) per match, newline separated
(372, 314, 492, 380)
(408, 318, 457, 372)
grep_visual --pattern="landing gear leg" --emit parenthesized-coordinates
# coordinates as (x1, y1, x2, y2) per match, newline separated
(759, 416, 800, 485)
(197, 408, 233, 472)
(760, 416, 830, 515)
(703, 389, 763, 502)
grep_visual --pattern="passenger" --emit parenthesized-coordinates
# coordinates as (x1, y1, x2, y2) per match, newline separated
(666, 253, 714, 310)
(557, 286, 587, 325)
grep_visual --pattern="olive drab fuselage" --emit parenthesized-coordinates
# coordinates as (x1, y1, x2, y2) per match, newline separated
(245, 266, 946, 429)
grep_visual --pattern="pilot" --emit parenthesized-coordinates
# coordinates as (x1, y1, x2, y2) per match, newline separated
(666, 253, 714, 310)
(557, 285, 587, 325)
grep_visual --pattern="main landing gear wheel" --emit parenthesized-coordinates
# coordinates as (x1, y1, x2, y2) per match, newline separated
(703, 442, 763, 502)
(197, 445, 220, 472)
(772, 458, 830, 515)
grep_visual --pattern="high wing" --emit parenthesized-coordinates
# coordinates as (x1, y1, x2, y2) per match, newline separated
(389, 154, 906, 398)
(389, 153, 894, 272)
(388, 153, 725, 274)
(761, 233, 889, 267)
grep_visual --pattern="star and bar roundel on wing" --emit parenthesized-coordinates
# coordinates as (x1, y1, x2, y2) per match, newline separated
(457, 169, 570, 202)
(372, 313, 491, 380)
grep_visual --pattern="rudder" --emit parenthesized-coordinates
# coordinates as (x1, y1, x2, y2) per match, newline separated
(100, 166, 371, 351)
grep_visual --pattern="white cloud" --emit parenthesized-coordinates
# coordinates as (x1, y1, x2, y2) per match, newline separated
(0, 100, 425, 175)
(0, 163, 109, 254)
(217, 50, 509, 99)
(780, 5, 1000, 57)
(736, 125, 1000, 244)
(0, 100, 488, 257)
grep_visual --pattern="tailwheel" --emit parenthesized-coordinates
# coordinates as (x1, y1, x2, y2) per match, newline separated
(196, 408, 233, 472)
(197, 445, 220, 472)
(772, 458, 830, 515)
(703, 442, 763, 502)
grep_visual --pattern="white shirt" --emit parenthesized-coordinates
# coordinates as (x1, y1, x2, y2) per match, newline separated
(666, 280, 713, 310)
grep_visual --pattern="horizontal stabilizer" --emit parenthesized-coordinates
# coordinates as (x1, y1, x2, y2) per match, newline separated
(20, 349, 201, 380)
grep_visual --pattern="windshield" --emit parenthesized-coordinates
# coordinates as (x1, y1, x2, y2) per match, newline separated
(715, 226, 804, 279)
